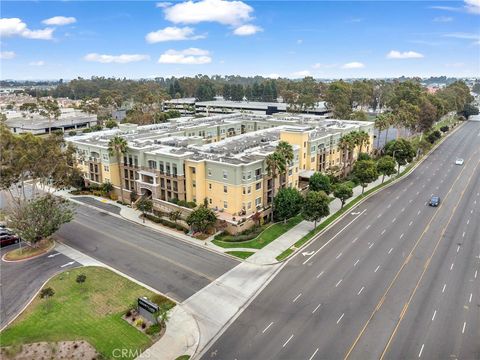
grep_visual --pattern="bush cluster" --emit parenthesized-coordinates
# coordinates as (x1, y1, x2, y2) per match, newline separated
(214, 225, 264, 243)
(144, 213, 188, 233)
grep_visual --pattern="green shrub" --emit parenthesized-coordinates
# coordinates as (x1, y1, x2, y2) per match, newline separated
(145, 324, 161, 335)
(68, 130, 77, 136)
(82, 128, 92, 133)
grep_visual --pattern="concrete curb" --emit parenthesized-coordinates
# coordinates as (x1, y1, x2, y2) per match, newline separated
(0, 264, 82, 332)
(280, 120, 465, 264)
(1, 240, 56, 263)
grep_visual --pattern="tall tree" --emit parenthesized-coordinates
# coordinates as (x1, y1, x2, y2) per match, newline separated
(333, 183, 353, 208)
(384, 138, 416, 173)
(309, 172, 332, 194)
(186, 205, 217, 233)
(376, 155, 396, 183)
(273, 187, 303, 222)
(276, 141, 294, 187)
(352, 159, 378, 194)
(38, 99, 61, 134)
(266, 152, 286, 220)
(108, 136, 129, 202)
(301, 190, 330, 228)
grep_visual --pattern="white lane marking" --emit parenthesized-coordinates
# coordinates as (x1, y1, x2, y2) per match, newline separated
(387, 203, 392, 208)
(475, 270, 478, 279)
(469, 293, 472, 303)
(335, 279, 343, 287)
(462, 322, 466, 334)
(416, 191, 420, 195)
(442, 284, 447, 293)
(316, 271, 324, 279)
(293, 293, 302, 303)
(409, 199, 413, 203)
(419, 344, 425, 358)
(467, 219, 470, 225)
(432, 310, 437, 321)
(283, 334, 294, 347)
(471, 209, 474, 214)
(418, 344, 425, 357)
(366, 224, 371, 230)
(308, 348, 319, 360)
(417, 210, 421, 215)
(352, 237, 358, 244)
(262, 322, 274, 333)
(409, 221, 413, 226)
(47, 253, 61, 258)
(312, 303, 322, 314)
(395, 196, 400, 200)
(337, 313, 345, 324)
(374, 265, 380, 273)
(354, 259, 360, 267)
(336, 252, 342, 259)
(400, 233, 404, 239)
(401, 207, 405, 212)
(457, 245, 460, 253)
(357, 286, 365, 295)
(381, 229, 386, 235)
(388, 248, 393, 255)
(303, 209, 367, 265)
(450, 263, 454, 270)
(60, 261, 75, 268)
(462, 232, 465, 238)
(392, 217, 396, 223)
(377, 213, 382, 219)
(369, 242, 374, 249)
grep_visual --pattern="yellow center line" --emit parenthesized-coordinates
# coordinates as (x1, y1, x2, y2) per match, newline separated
(343, 149, 480, 360)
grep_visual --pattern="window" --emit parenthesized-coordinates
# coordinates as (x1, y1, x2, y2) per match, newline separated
(103, 154, 109, 160)
(255, 182, 261, 190)
(247, 202, 252, 209)
(303, 153, 306, 159)
(208, 168, 212, 176)
(223, 170, 228, 179)
(148, 160, 157, 169)
(104, 165, 109, 172)
(312, 145, 316, 152)
(224, 185, 228, 193)
(242, 187, 246, 195)
(192, 180, 196, 188)
(289, 169, 292, 176)
(159, 162, 164, 172)
(255, 197, 262, 207)
(247, 171, 252, 180)
(242, 172, 246, 180)
(248, 186, 252, 194)
(209, 183, 212, 190)
(303, 141, 307, 147)
(209, 198, 212, 204)
(311, 157, 316, 162)
(224, 201, 228, 209)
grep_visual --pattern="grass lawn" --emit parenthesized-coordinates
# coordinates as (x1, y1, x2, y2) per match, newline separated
(225, 251, 255, 259)
(213, 215, 303, 250)
(0, 266, 175, 360)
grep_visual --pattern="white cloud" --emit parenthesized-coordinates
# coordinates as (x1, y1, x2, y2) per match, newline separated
(386, 50, 424, 59)
(0, 51, 16, 59)
(164, 0, 254, 26)
(158, 48, 212, 64)
(29, 60, 45, 66)
(444, 32, 480, 39)
(464, 0, 480, 14)
(433, 16, 453, 22)
(146, 26, 205, 43)
(156, 2, 172, 8)
(84, 53, 150, 64)
(296, 39, 303, 44)
(445, 62, 465, 67)
(341, 62, 365, 69)
(0, 18, 54, 40)
(42, 16, 77, 26)
(233, 24, 262, 36)
(291, 70, 311, 77)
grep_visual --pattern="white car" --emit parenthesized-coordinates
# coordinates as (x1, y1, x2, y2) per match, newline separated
(455, 158, 464, 165)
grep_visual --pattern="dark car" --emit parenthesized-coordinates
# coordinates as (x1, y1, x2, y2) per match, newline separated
(429, 196, 440, 207)
(0, 233, 20, 247)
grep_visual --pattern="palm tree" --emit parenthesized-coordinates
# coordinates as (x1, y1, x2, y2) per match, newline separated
(265, 152, 286, 220)
(374, 114, 389, 150)
(339, 133, 356, 177)
(108, 136, 128, 202)
(276, 141, 294, 187)
(356, 130, 370, 154)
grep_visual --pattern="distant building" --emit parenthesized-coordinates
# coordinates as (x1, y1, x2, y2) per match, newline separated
(5, 108, 97, 135)
(164, 98, 331, 117)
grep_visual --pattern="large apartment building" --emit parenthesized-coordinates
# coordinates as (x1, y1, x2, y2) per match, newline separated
(67, 113, 373, 228)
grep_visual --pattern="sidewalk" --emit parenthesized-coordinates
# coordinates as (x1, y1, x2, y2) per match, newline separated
(247, 164, 406, 265)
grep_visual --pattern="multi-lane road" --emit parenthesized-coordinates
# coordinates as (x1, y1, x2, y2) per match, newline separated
(202, 120, 480, 360)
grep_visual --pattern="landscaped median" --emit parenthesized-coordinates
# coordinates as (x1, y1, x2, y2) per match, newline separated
(2, 239, 55, 262)
(0, 266, 175, 360)
(212, 215, 303, 252)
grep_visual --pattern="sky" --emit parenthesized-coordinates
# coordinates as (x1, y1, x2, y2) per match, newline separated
(1, 0, 479, 80)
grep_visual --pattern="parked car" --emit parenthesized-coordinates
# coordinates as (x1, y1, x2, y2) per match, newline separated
(0, 233, 20, 247)
(455, 158, 464, 165)
(429, 196, 440, 207)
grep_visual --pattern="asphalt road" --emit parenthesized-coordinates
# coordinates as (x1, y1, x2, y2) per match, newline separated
(55, 203, 239, 302)
(0, 245, 79, 328)
(202, 120, 480, 360)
